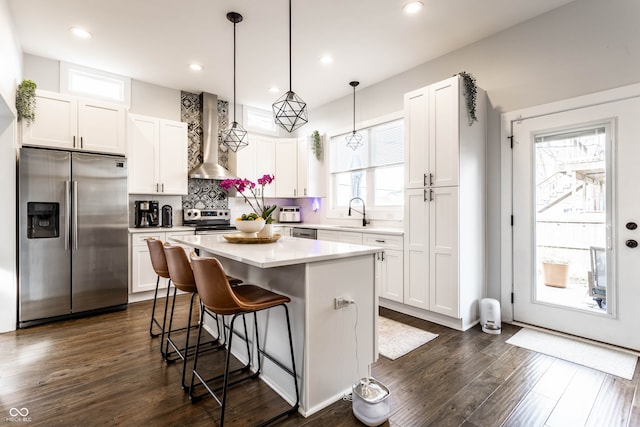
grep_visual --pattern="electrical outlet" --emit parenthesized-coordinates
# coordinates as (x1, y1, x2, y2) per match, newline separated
(334, 297, 352, 309)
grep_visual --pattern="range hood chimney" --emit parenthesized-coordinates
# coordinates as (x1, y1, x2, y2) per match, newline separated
(188, 92, 237, 180)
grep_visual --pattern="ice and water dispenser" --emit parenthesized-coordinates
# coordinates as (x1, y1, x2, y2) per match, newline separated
(27, 202, 59, 239)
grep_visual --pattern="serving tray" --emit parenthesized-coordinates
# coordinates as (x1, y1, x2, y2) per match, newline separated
(223, 233, 282, 244)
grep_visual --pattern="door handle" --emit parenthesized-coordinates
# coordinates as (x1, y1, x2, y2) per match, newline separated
(626, 239, 638, 248)
(65, 180, 70, 251)
(73, 181, 78, 250)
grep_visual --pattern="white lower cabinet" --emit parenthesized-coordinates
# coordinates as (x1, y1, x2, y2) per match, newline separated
(130, 230, 194, 294)
(364, 234, 404, 303)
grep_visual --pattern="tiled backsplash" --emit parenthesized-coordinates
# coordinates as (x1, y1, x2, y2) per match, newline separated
(180, 91, 229, 210)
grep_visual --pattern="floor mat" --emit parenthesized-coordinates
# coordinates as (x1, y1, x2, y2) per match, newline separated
(506, 328, 638, 380)
(378, 316, 438, 360)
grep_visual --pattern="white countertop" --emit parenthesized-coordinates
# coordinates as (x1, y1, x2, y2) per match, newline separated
(170, 234, 383, 269)
(128, 226, 194, 234)
(275, 223, 404, 236)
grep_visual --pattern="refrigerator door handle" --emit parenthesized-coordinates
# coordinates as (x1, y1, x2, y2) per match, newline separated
(65, 180, 71, 251)
(73, 180, 78, 250)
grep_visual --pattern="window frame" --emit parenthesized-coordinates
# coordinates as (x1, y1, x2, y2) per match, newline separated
(60, 62, 131, 107)
(326, 110, 404, 221)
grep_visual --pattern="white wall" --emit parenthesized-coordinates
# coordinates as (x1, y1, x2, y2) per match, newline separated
(0, 0, 22, 333)
(23, 53, 181, 119)
(304, 0, 640, 300)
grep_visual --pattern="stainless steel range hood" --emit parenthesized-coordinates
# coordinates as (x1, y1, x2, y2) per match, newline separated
(188, 92, 237, 180)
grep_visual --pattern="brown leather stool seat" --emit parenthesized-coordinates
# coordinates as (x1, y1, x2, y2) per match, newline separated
(163, 243, 226, 390)
(189, 253, 299, 426)
(145, 238, 172, 357)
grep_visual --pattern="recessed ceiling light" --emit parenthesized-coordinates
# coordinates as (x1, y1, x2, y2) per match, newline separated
(268, 86, 280, 93)
(320, 55, 334, 64)
(69, 27, 92, 39)
(189, 63, 203, 71)
(403, 1, 423, 14)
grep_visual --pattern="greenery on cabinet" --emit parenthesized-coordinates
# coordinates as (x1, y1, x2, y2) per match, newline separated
(456, 71, 478, 126)
(16, 80, 37, 126)
(311, 130, 323, 161)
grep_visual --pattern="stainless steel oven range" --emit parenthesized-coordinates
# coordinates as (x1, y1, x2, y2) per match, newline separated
(183, 209, 237, 235)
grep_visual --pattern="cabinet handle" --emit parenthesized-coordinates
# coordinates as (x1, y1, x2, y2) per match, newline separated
(156, 183, 159, 192)
(430, 189, 434, 201)
(161, 183, 164, 193)
(375, 239, 386, 243)
(294, 188, 297, 197)
(424, 189, 427, 202)
(73, 136, 76, 148)
(381, 252, 385, 261)
(429, 173, 433, 186)
(304, 188, 307, 196)
(423, 173, 427, 186)
(80, 136, 84, 149)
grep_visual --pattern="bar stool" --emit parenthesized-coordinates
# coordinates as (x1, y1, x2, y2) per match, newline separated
(146, 238, 172, 357)
(189, 253, 300, 426)
(163, 244, 245, 390)
(163, 243, 223, 390)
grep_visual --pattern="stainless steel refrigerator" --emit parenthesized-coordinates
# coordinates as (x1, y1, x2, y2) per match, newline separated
(18, 147, 128, 327)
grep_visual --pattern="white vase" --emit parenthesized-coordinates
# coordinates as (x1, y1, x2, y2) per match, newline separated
(256, 223, 273, 238)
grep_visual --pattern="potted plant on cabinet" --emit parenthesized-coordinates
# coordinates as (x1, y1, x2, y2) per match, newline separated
(16, 79, 37, 126)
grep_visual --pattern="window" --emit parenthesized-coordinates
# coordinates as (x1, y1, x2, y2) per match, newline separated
(243, 106, 279, 136)
(328, 116, 404, 219)
(60, 62, 130, 106)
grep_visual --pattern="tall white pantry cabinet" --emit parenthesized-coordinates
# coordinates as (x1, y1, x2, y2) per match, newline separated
(396, 75, 486, 331)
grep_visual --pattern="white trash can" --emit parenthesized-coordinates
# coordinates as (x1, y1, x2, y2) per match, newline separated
(480, 298, 501, 334)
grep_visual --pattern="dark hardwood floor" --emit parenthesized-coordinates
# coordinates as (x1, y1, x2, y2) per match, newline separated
(0, 296, 638, 426)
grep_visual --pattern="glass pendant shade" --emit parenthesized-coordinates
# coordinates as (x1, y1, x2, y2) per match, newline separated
(346, 80, 363, 150)
(273, 90, 308, 133)
(272, 0, 307, 133)
(221, 121, 248, 152)
(222, 12, 248, 152)
(345, 131, 363, 151)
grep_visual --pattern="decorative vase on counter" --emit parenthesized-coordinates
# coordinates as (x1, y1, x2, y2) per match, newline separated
(257, 223, 273, 238)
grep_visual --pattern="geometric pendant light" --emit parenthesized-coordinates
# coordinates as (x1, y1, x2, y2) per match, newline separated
(221, 12, 249, 152)
(272, 0, 308, 133)
(345, 81, 363, 150)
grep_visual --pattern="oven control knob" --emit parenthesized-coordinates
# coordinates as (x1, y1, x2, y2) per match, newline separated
(626, 222, 638, 230)
(626, 239, 638, 248)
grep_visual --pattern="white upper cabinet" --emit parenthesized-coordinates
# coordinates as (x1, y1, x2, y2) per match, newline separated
(237, 133, 325, 198)
(404, 76, 460, 189)
(275, 138, 298, 197)
(127, 114, 187, 195)
(21, 90, 125, 155)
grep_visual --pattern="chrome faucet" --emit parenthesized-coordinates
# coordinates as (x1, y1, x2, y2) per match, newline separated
(348, 197, 369, 227)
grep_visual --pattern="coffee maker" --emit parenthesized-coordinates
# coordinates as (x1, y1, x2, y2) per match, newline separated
(134, 200, 159, 227)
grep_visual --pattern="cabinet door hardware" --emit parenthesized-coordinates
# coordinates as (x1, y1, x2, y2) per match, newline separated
(80, 136, 84, 149)
(73, 135, 76, 148)
(375, 239, 386, 243)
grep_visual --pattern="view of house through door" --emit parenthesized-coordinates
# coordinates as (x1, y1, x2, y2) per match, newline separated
(511, 96, 640, 351)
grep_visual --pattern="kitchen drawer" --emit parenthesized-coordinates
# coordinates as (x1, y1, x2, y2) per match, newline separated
(363, 233, 403, 250)
(131, 232, 165, 247)
(131, 230, 193, 247)
(317, 230, 339, 242)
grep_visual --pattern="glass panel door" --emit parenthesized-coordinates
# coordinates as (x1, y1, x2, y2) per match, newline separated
(534, 126, 609, 313)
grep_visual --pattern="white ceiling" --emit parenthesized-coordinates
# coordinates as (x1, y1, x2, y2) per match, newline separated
(8, 0, 575, 111)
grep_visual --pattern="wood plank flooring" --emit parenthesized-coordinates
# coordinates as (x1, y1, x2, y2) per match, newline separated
(0, 297, 638, 426)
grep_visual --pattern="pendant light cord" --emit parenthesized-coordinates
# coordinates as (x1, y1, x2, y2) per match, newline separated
(232, 19, 237, 123)
(352, 85, 356, 133)
(288, 0, 292, 92)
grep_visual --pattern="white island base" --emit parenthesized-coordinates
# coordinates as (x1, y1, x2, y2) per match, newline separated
(171, 234, 380, 417)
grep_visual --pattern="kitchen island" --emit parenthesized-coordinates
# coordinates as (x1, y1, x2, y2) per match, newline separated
(170, 234, 382, 417)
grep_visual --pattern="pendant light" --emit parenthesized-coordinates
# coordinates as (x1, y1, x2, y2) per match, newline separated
(345, 81, 363, 150)
(272, 0, 308, 133)
(221, 12, 248, 152)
